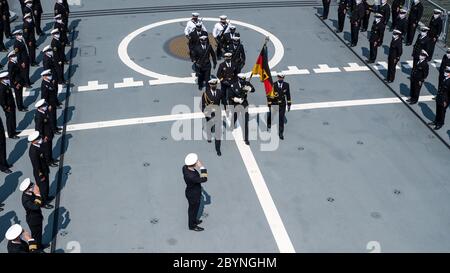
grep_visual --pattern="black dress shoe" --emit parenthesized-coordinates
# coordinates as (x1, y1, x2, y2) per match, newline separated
(409, 101, 417, 105)
(57, 105, 63, 109)
(189, 226, 204, 231)
(279, 135, 284, 140)
(244, 140, 250, 145)
(43, 204, 54, 209)
(195, 220, 203, 225)
(54, 130, 62, 135)
(434, 125, 443, 130)
(366, 60, 374, 64)
(40, 244, 51, 250)
(49, 163, 59, 168)
(217, 151, 221, 156)
(0, 207, 3, 212)
(2, 168, 12, 174)
(405, 98, 411, 102)
(0, 203, 4, 207)
(207, 139, 211, 143)
(9, 135, 19, 139)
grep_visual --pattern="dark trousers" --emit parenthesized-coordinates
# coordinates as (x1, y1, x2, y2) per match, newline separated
(362, 11, 371, 30)
(4, 110, 16, 137)
(406, 22, 418, 44)
(215, 39, 223, 59)
(428, 39, 437, 60)
(391, 9, 399, 31)
(50, 106, 58, 131)
(410, 77, 423, 102)
(387, 56, 399, 81)
(267, 104, 286, 136)
(0, 138, 9, 171)
(28, 45, 36, 64)
(205, 115, 221, 153)
(35, 12, 43, 35)
(369, 42, 378, 61)
(13, 86, 25, 110)
(20, 64, 31, 86)
(197, 65, 211, 90)
(186, 194, 200, 229)
(0, 26, 5, 50)
(35, 172, 49, 203)
(2, 15, 11, 37)
(233, 108, 249, 142)
(434, 98, 448, 126)
(351, 22, 361, 45)
(338, 10, 346, 32)
(322, 0, 330, 18)
(27, 221, 42, 248)
(56, 62, 65, 84)
(43, 138, 54, 164)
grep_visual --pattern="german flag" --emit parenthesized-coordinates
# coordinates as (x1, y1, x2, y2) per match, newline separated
(251, 44, 275, 98)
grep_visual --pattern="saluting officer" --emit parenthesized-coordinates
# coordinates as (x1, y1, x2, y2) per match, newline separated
(41, 70, 62, 134)
(23, 13, 37, 67)
(336, 0, 349, 33)
(227, 73, 255, 145)
(367, 13, 385, 63)
(217, 52, 238, 96)
(201, 78, 226, 156)
(406, 0, 424, 46)
(320, 0, 331, 20)
(225, 36, 245, 73)
(188, 22, 208, 62)
(0, 72, 19, 139)
(412, 27, 431, 66)
(267, 73, 291, 140)
(212, 15, 230, 59)
(33, 0, 43, 36)
(391, 0, 405, 32)
(13, 29, 32, 87)
(35, 98, 59, 168)
(5, 224, 39, 253)
(407, 50, 429, 105)
(20, 178, 45, 249)
(8, 51, 27, 112)
(51, 28, 67, 85)
(28, 130, 53, 205)
(386, 30, 403, 83)
(0, 0, 12, 39)
(182, 153, 208, 232)
(393, 9, 408, 35)
(192, 36, 216, 91)
(350, 0, 365, 47)
(184, 12, 206, 38)
(0, 116, 12, 174)
(428, 9, 443, 60)
(438, 48, 450, 91)
(429, 66, 450, 130)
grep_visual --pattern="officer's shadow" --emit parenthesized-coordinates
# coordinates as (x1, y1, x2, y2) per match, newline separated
(0, 211, 19, 244)
(57, 106, 75, 125)
(418, 102, 435, 122)
(447, 130, 450, 141)
(383, 45, 390, 55)
(424, 81, 438, 96)
(17, 108, 37, 130)
(30, 67, 44, 83)
(401, 62, 412, 75)
(43, 206, 70, 245)
(197, 188, 211, 221)
(329, 19, 338, 29)
(343, 31, 351, 43)
(0, 171, 22, 206)
(43, 22, 55, 33)
(399, 83, 410, 96)
(54, 134, 73, 158)
(8, 138, 28, 165)
(361, 47, 369, 59)
(50, 165, 72, 198)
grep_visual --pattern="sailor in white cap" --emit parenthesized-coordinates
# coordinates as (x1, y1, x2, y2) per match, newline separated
(35, 96, 60, 168)
(184, 12, 206, 37)
(0, 111, 13, 174)
(54, 0, 70, 30)
(1, 0, 13, 39)
(412, 26, 431, 64)
(223, 25, 239, 48)
(201, 78, 226, 156)
(428, 9, 443, 59)
(182, 153, 208, 231)
(267, 73, 291, 140)
(192, 35, 217, 90)
(394, 9, 408, 36)
(407, 50, 429, 105)
(0, 71, 20, 139)
(13, 29, 32, 87)
(7, 51, 28, 112)
(188, 22, 209, 62)
(23, 0, 34, 17)
(390, 0, 404, 32)
(349, 0, 365, 47)
(429, 66, 450, 130)
(51, 28, 68, 85)
(406, 0, 424, 45)
(216, 52, 237, 94)
(379, 0, 391, 28)
(54, 14, 70, 47)
(28, 129, 52, 205)
(5, 224, 39, 253)
(367, 13, 385, 64)
(438, 48, 450, 90)
(32, 0, 44, 35)
(225, 35, 245, 73)
(386, 29, 403, 83)
(336, 0, 348, 33)
(213, 15, 230, 59)
(20, 177, 47, 249)
(23, 12, 38, 66)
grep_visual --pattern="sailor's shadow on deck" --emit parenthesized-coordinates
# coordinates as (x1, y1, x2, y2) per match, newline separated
(57, 106, 75, 125)
(53, 134, 72, 159)
(383, 45, 390, 55)
(197, 188, 211, 221)
(0, 211, 19, 244)
(424, 81, 438, 96)
(17, 109, 37, 131)
(50, 165, 72, 197)
(0, 171, 22, 205)
(43, 206, 70, 245)
(8, 138, 28, 165)
(400, 83, 410, 96)
(329, 19, 338, 29)
(361, 47, 369, 59)
(418, 102, 435, 122)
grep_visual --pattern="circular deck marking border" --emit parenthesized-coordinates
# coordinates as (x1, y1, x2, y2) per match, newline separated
(118, 17, 284, 82)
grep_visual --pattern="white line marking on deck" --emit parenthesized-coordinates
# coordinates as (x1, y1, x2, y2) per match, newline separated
(313, 64, 341, 73)
(78, 81, 108, 92)
(343, 62, 370, 72)
(281, 66, 310, 75)
(114, 78, 144, 88)
(402, 61, 414, 69)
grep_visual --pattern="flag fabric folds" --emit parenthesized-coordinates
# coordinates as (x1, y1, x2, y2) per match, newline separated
(251, 44, 275, 98)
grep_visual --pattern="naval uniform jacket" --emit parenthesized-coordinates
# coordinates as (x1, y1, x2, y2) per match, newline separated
(14, 38, 30, 65)
(188, 30, 209, 50)
(0, 83, 15, 111)
(369, 20, 385, 44)
(192, 44, 216, 69)
(378, 4, 390, 26)
(8, 61, 23, 86)
(41, 79, 58, 107)
(183, 165, 207, 199)
(29, 143, 49, 177)
(7, 240, 38, 253)
(201, 87, 226, 112)
(22, 191, 43, 226)
(437, 77, 450, 105)
(269, 81, 291, 106)
(351, 3, 365, 24)
(429, 16, 443, 40)
(43, 53, 58, 76)
(408, 3, 423, 25)
(394, 17, 408, 34)
(35, 109, 53, 139)
(412, 35, 431, 58)
(23, 20, 36, 47)
(217, 61, 238, 84)
(439, 54, 450, 81)
(227, 79, 255, 107)
(411, 60, 429, 81)
(388, 37, 403, 59)
(225, 43, 246, 65)
(54, 2, 69, 20)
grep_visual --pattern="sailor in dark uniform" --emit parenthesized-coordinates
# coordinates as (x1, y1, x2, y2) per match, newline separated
(0, 0, 12, 39)
(412, 27, 431, 67)
(227, 73, 255, 145)
(267, 73, 291, 140)
(55, 0, 70, 31)
(223, 25, 239, 49)
(20, 178, 44, 249)
(35, 98, 59, 168)
(390, 0, 405, 31)
(429, 66, 450, 130)
(188, 22, 208, 62)
(438, 48, 450, 91)
(33, 0, 43, 35)
(13, 29, 32, 87)
(350, 0, 365, 47)
(40, 70, 62, 135)
(7, 51, 27, 111)
(51, 28, 67, 85)
(225, 36, 245, 73)
(28, 130, 54, 208)
(361, 0, 373, 33)
(407, 50, 429, 105)
(5, 224, 39, 253)
(393, 9, 407, 35)
(192, 36, 217, 91)
(377, 0, 390, 43)
(182, 153, 207, 231)
(406, 0, 423, 46)
(217, 52, 238, 96)
(367, 13, 385, 63)
(23, 12, 37, 67)
(0, 71, 19, 139)
(320, 0, 331, 20)
(386, 30, 403, 83)
(201, 78, 226, 156)
(54, 14, 69, 47)
(0, 0, 7, 52)
(336, 0, 349, 33)
(0, 116, 12, 174)
(428, 9, 443, 61)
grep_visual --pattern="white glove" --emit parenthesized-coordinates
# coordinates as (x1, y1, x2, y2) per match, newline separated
(243, 86, 252, 92)
(237, 98, 244, 104)
(233, 97, 240, 103)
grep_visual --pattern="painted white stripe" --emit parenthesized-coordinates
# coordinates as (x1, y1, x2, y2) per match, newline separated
(343, 62, 370, 72)
(78, 81, 108, 92)
(402, 60, 414, 69)
(373, 61, 388, 71)
(313, 64, 341, 73)
(232, 126, 295, 253)
(281, 66, 310, 75)
(431, 59, 442, 68)
(114, 78, 144, 89)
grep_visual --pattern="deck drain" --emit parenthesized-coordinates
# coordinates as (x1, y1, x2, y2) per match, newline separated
(167, 238, 177, 246)
(327, 197, 335, 203)
(161, 55, 167, 59)
(297, 147, 304, 151)
(371, 212, 381, 219)
(357, 141, 364, 145)
(153, 99, 159, 103)
(323, 121, 329, 126)
(298, 88, 305, 91)
(97, 61, 102, 64)
(146, 57, 151, 60)
(394, 189, 401, 195)
(143, 162, 150, 167)
(161, 136, 168, 141)
(96, 36, 102, 40)
(150, 218, 159, 224)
